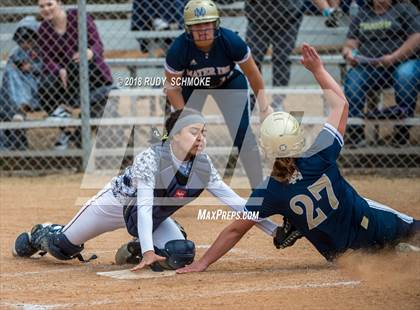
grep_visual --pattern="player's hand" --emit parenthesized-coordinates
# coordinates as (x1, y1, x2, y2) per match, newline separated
(300, 43, 324, 74)
(176, 260, 208, 274)
(259, 105, 273, 122)
(130, 251, 166, 272)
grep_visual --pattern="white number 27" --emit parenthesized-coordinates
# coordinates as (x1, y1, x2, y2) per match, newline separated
(289, 174, 339, 230)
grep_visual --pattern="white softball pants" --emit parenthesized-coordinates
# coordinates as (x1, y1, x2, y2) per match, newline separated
(61, 184, 185, 248)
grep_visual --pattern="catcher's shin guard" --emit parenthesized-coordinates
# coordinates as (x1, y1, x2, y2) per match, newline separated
(12, 223, 62, 258)
(273, 217, 303, 249)
(13, 223, 96, 262)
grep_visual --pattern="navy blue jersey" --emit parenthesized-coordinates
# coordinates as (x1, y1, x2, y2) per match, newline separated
(245, 124, 381, 259)
(165, 27, 250, 88)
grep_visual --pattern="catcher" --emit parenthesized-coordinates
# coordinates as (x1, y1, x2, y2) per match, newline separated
(12, 108, 297, 270)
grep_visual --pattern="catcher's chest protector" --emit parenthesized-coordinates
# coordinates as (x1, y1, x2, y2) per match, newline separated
(124, 143, 211, 236)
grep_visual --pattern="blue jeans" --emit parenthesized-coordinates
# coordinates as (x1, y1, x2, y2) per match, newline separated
(344, 59, 420, 118)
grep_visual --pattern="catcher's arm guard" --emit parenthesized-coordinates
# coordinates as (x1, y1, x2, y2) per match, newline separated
(273, 217, 303, 249)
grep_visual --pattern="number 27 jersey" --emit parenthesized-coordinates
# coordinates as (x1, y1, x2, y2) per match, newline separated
(245, 124, 369, 260)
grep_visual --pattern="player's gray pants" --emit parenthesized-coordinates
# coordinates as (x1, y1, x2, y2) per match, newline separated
(246, 7, 303, 88)
(182, 75, 263, 189)
(62, 184, 185, 248)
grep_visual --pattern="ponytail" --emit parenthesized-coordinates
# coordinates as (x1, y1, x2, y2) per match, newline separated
(271, 157, 298, 184)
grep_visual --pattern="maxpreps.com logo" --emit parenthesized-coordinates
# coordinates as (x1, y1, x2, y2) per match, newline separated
(194, 7, 206, 17)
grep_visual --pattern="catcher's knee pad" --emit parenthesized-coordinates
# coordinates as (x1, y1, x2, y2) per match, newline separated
(155, 239, 195, 270)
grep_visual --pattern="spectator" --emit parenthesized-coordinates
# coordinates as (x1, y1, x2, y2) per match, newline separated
(131, 0, 187, 55)
(311, 0, 344, 27)
(304, 0, 367, 27)
(0, 16, 41, 151)
(37, 0, 114, 149)
(245, 0, 305, 110)
(342, 0, 420, 146)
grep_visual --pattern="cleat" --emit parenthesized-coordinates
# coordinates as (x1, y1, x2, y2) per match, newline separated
(395, 243, 420, 253)
(30, 223, 46, 235)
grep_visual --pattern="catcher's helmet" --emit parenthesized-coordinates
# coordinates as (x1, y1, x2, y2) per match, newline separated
(260, 112, 305, 158)
(184, 0, 220, 29)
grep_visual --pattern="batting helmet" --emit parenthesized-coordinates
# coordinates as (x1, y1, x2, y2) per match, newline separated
(260, 112, 305, 158)
(184, 0, 220, 28)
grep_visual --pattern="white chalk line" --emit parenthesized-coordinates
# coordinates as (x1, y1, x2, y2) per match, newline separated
(0, 301, 72, 309)
(0, 300, 110, 310)
(0, 280, 360, 309)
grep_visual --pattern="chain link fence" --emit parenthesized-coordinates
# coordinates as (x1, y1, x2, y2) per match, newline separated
(0, 0, 419, 176)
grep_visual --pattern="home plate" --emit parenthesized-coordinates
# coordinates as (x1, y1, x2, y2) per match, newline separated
(97, 269, 176, 280)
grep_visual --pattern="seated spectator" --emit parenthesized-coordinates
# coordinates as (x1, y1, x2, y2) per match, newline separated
(37, 0, 114, 150)
(0, 16, 41, 151)
(305, 0, 366, 27)
(131, 0, 187, 55)
(311, 0, 344, 27)
(342, 0, 420, 146)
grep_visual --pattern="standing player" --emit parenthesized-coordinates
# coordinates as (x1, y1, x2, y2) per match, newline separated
(164, 0, 273, 189)
(12, 108, 278, 270)
(177, 44, 420, 273)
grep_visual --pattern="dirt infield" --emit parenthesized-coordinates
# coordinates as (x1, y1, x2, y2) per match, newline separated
(1, 174, 419, 309)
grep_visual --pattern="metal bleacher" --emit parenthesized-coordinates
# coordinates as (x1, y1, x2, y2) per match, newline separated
(1, 2, 349, 83)
(1, 2, 419, 172)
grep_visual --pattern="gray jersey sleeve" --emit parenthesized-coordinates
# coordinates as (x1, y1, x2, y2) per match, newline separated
(131, 148, 159, 188)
